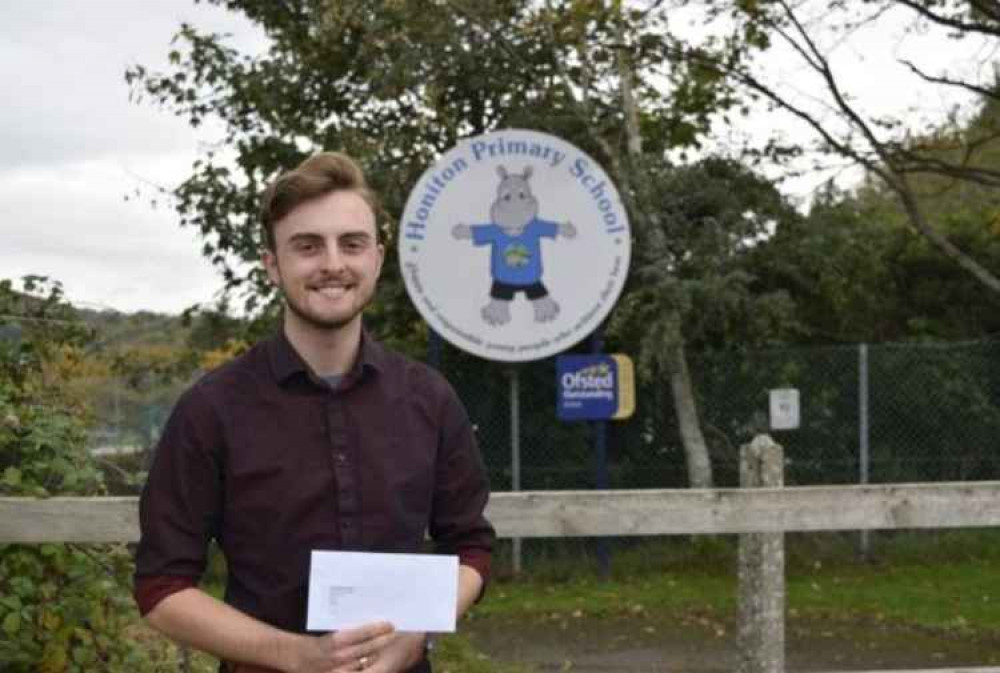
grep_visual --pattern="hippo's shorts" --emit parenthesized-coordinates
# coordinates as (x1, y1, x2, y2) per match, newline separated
(491, 281, 549, 300)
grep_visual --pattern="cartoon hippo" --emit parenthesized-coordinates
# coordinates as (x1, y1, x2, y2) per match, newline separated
(453, 165, 577, 326)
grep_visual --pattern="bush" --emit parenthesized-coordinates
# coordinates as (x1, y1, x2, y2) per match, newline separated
(0, 277, 155, 672)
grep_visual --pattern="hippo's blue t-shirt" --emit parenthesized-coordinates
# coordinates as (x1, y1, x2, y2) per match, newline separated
(471, 218, 559, 286)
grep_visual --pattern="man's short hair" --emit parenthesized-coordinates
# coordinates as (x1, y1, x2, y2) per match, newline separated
(260, 152, 379, 250)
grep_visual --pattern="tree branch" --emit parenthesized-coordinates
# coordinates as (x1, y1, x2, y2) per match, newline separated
(896, 152, 1000, 187)
(899, 59, 999, 101)
(688, 1, 1000, 295)
(894, 0, 1000, 38)
(775, 1, 899, 173)
(896, 177, 1000, 293)
(686, 45, 893, 185)
(970, 0, 1000, 24)
(537, 0, 639, 210)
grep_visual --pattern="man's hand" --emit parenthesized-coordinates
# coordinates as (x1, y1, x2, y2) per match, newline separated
(288, 622, 396, 673)
(364, 632, 427, 673)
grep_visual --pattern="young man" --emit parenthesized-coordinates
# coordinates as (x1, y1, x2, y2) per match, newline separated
(134, 153, 495, 673)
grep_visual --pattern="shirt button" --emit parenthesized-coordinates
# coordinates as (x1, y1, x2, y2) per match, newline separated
(335, 453, 347, 464)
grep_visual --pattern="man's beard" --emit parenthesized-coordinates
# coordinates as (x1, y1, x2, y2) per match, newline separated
(282, 282, 374, 331)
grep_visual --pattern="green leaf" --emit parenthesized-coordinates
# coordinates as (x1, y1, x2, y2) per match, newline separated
(11, 576, 34, 596)
(41, 644, 69, 671)
(72, 643, 96, 665)
(41, 610, 61, 631)
(2, 611, 20, 635)
(2, 466, 20, 487)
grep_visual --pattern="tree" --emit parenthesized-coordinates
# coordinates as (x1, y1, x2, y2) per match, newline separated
(747, 87, 1000, 344)
(674, 0, 1000, 296)
(127, 0, 784, 486)
(748, 185, 905, 343)
(608, 157, 800, 483)
(761, 187, 1000, 342)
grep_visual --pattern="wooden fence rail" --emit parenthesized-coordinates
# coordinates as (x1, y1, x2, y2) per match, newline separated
(2, 437, 999, 673)
(3, 481, 1000, 544)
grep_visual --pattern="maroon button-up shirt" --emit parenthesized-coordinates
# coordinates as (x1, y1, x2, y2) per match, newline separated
(134, 331, 494, 671)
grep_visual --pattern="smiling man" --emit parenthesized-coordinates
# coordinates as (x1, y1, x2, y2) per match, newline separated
(134, 153, 495, 673)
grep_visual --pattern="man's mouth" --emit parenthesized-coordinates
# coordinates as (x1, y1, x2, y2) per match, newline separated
(310, 282, 353, 300)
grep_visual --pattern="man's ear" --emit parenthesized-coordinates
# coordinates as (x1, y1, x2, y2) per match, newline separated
(374, 243, 385, 280)
(262, 248, 280, 286)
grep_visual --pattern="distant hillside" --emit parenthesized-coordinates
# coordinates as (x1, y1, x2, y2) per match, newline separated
(77, 307, 192, 352)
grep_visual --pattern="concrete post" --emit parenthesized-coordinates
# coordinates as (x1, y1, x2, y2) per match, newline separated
(738, 434, 785, 673)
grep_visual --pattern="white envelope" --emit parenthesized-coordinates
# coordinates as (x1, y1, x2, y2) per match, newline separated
(306, 551, 458, 633)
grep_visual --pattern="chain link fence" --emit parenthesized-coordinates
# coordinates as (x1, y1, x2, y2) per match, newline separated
(439, 338, 1000, 572)
(443, 339, 1000, 494)
(93, 338, 1000, 568)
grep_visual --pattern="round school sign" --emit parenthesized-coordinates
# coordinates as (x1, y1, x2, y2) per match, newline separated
(399, 129, 631, 362)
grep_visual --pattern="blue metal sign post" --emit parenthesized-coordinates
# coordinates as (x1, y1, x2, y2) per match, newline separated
(590, 333, 610, 580)
(557, 349, 635, 577)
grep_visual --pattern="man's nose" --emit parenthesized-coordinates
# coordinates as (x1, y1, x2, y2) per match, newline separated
(319, 244, 346, 272)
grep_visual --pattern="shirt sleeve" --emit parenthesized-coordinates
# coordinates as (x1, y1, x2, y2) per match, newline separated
(429, 385, 495, 594)
(471, 224, 498, 247)
(133, 383, 225, 615)
(133, 575, 198, 617)
(532, 218, 560, 239)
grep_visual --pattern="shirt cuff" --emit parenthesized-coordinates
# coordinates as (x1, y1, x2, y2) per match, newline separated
(133, 575, 198, 617)
(458, 548, 491, 602)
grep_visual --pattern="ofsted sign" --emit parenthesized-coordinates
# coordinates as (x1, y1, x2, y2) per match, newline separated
(557, 354, 635, 421)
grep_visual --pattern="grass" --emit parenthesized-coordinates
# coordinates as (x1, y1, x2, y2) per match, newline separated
(476, 571, 735, 620)
(788, 556, 1000, 632)
(134, 530, 1000, 671)
(475, 529, 1000, 634)
(432, 634, 534, 673)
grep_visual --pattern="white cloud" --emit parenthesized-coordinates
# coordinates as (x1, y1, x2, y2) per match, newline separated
(0, 0, 266, 313)
(0, 158, 222, 312)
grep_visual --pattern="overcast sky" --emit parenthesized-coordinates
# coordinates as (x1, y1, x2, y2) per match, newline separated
(0, 1, 265, 314)
(0, 2, 979, 315)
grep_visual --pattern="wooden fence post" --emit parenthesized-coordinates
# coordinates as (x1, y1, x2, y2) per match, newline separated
(738, 434, 785, 673)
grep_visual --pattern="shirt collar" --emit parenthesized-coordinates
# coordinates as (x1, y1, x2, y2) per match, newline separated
(268, 328, 385, 386)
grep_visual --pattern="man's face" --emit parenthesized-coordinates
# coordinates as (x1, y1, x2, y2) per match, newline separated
(263, 190, 384, 332)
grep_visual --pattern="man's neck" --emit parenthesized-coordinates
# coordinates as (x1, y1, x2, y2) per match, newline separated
(282, 312, 362, 378)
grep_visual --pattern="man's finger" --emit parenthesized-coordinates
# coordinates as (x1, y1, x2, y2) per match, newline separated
(322, 624, 396, 669)
(330, 630, 398, 668)
(330, 621, 394, 647)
